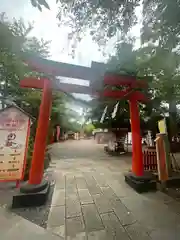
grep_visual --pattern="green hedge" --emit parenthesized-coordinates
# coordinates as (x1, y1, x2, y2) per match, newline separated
(23, 135, 34, 181)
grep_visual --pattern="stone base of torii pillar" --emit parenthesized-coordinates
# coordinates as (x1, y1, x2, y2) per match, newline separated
(124, 172, 157, 193)
(12, 180, 50, 208)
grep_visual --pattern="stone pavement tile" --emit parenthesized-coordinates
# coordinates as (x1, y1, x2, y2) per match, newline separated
(87, 230, 109, 240)
(119, 195, 147, 213)
(124, 199, 180, 230)
(55, 175, 65, 190)
(101, 212, 131, 240)
(66, 176, 78, 194)
(143, 191, 174, 204)
(125, 222, 152, 240)
(149, 211, 180, 230)
(82, 203, 104, 232)
(38, 231, 65, 240)
(92, 174, 109, 187)
(75, 177, 88, 189)
(101, 186, 119, 202)
(84, 174, 102, 195)
(66, 194, 81, 218)
(89, 167, 97, 172)
(107, 180, 131, 198)
(78, 189, 94, 205)
(50, 225, 65, 239)
(112, 200, 137, 226)
(165, 200, 180, 215)
(51, 188, 65, 206)
(47, 206, 65, 228)
(93, 193, 113, 214)
(67, 232, 87, 240)
(149, 228, 180, 240)
(66, 215, 85, 237)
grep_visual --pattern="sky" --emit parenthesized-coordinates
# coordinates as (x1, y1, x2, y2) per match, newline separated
(1, 0, 106, 66)
(1, 0, 142, 65)
(1, 0, 142, 116)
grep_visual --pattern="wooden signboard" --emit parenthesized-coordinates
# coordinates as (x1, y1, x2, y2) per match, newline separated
(155, 134, 168, 182)
(0, 106, 30, 181)
(158, 118, 167, 134)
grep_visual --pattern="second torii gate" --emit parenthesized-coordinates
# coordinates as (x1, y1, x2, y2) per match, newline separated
(12, 56, 156, 208)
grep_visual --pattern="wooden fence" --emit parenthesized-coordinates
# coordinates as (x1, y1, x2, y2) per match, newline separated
(143, 150, 158, 171)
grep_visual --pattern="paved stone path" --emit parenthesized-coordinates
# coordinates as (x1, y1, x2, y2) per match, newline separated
(47, 140, 180, 239)
(1, 139, 180, 239)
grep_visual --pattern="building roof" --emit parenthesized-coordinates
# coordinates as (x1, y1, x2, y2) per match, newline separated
(0, 105, 35, 122)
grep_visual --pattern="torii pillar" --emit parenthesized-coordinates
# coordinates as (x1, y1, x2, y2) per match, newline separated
(12, 78, 52, 208)
(12, 76, 95, 207)
(129, 93, 144, 177)
(126, 94, 156, 193)
(103, 74, 156, 193)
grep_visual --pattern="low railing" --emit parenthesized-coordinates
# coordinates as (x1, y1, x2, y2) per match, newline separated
(143, 149, 158, 171)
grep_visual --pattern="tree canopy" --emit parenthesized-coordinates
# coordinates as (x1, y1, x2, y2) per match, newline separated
(142, 0, 180, 49)
(29, 0, 180, 138)
(30, 1, 180, 49)
(31, 0, 140, 43)
(0, 13, 83, 133)
(88, 36, 180, 137)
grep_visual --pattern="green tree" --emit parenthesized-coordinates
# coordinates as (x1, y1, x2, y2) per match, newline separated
(141, 1, 180, 138)
(30, 0, 50, 11)
(88, 39, 179, 136)
(29, 0, 180, 139)
(30, 0, 180, 52)
(142, 0, 180, 49)
(137, 44, 180, 137)
(83, 123, 95, 136)
(0, 13, 51, 105)
(0, 14, 84, 177)
(30, 0, 141, 45)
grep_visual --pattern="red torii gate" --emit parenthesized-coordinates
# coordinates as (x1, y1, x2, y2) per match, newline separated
(12, 58, 156, 208)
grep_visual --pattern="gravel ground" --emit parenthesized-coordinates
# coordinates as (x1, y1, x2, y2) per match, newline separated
(11, 183, 55, 228)
(0, 169, 55, 229)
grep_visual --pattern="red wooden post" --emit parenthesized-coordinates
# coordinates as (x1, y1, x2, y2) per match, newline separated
(28, 79, 52, 185)
(129, 97, 144, 177)
(16, 180, 20, 188)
